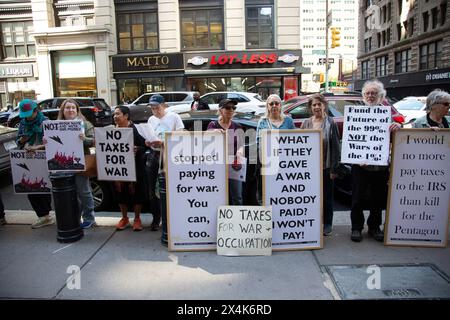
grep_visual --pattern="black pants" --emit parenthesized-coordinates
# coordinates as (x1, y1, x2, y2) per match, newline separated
(27, 194, 52, 218)
(323, 168, 334, 227)
(350, 165, 389, 231)
(0, 192, 5, 219)
(145, 151, 161, 225)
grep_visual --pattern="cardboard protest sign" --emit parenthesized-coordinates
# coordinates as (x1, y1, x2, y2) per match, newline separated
(217, 206, 272, 256)
(261, 130, 323, 250)
(165, 131, 227, 251)
(43, 120, 85, 172)
(341, 105, 391, 165)
(94, 127, 136, 181)
(385, 129, 450, 247)
(10, 150, 51, 194)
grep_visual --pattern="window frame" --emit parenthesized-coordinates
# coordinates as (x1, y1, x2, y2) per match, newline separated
(116, 11, 159, 53)
(0, 21, 35, 60)
(419, 40, 443, 70)
(395, 48, 411, 73)
(376, 55, 388, 77)
(245, 4, 275, 49)
(180, 7, 224, 51)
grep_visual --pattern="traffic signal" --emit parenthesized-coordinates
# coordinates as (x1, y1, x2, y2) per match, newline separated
(331, 27, 341, 48)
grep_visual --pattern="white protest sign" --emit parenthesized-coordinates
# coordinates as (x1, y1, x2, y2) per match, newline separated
(228, 155, 247, 182)
(135, 123, 158, 142)
(165, 131, 227, 251)
(385, 129, 450, 247)
(261, 130, 323, 250)
(94, 127, 136, 181)
(10, 150, 51, 194)
(43, 120, 85, 172)
(341, 105, 391, 165)
(217, 206, 272, 256)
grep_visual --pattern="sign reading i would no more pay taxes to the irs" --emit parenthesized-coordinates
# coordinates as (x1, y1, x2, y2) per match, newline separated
(217, 206, 272, 256)
(94, 127, 136, 182)
(165, 131, 227, 251)
(385, 129, 450, 247)
(341, 105, 391, 165)
(261, 130, 323, 250)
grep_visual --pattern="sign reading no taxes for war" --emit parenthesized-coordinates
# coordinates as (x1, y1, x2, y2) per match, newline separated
(385, 129, 450, 247)
(43, 120, 85, 172)
(165, 131, 227, 251)
(10, 150, 51, 194)
(341, 105, 391, 165)
(217, 206, 272, 256)
(261, 130, 323, 250)
(94, 127, 136, 181)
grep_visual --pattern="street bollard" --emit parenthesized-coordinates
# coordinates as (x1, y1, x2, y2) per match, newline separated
(50, 173, 83, 243)
(158, 173, 168, 246)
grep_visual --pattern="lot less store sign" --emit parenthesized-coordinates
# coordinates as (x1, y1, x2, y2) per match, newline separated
(0, 64, 33, 78)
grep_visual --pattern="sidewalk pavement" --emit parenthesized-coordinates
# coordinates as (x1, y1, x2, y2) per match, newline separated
(0, 209, 449, 300)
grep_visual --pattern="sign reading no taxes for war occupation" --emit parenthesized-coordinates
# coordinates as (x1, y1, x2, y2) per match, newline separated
(10, 150, 51, 194)
(217, 206, 272, 256)
(341, 105, 391, 165)
(261, 130, 323, 250)
(165, 131, 227, 251)
(43, 120, 85, 172)
(94, 127, 136, 182)
(385, 129, 450, 247)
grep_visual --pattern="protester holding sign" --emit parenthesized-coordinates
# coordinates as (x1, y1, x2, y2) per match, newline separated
(16, 99, 53, 229)
(256, 94, 295, 203)
(301, 93, 341, 236)
(207, 98, 244, 205)
(350, 80, 399, 242)
(413, 89, 450, 129)
(113, 106, 147, 231)
(56, 99, 96, 229)
(145, 94, 184, 244)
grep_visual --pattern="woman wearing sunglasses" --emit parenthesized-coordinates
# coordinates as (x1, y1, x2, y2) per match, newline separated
(413, 89, 450, 129)
(256, 94, 295, 135)
(207, 99, 244, 205)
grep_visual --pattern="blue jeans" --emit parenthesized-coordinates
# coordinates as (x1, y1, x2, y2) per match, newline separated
(75, 174, 95, 223)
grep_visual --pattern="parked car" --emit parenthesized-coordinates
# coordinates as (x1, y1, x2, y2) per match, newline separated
(125, 91, 196, 123)
(200, 91, 266, 114)
(393, 96, 427, 125)
(0, 125, 18, 173)
(282, 93, 405, 137)
(7, 97, 113, 128)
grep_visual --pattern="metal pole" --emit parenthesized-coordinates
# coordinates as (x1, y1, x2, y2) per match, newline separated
(325, 0, 329, 93)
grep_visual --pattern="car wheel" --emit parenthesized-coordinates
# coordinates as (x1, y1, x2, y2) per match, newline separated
(90, 179, 112, 211)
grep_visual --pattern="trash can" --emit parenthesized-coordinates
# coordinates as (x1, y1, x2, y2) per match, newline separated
(158, 173, 168, 246)
(50, 173, 83, 243)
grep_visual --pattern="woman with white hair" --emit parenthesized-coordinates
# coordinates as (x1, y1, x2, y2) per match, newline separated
(413, 89, 450, 129)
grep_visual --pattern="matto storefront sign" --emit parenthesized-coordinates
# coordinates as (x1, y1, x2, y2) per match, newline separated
(112, 53, 184, 73)
(0, 64, 34, 78)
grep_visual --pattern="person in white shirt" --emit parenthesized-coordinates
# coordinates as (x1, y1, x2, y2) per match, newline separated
(145, 94, 184, 243)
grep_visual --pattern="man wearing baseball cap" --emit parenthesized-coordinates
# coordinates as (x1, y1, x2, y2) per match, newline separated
(16, 99, 54, 229)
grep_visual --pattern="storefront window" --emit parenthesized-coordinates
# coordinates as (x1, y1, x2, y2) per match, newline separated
(117, 76, 185, 103)
(117, 12, 158, 52)
(52, 49, 97, 97)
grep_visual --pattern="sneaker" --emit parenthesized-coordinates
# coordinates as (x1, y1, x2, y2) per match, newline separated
(80, 220, 97, 229)
(368, 227, 384, 242)
(351, 230, 362, 242)
(0, 217, 6, 225)
(133, 218, 143, 231)
(116, 217, 130, 230)
(150, 221, 159, 231)
(323, 225, 332, 236)
(31, 215, 55, 229)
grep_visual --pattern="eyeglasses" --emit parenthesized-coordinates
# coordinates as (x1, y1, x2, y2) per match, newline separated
(364, 91, 379, 96)
(269, 101, 280, 106)
(437, 102, 450, 107)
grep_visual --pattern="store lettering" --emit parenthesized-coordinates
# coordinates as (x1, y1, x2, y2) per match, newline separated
(210, 53, 277, 65)
(127, 56, 170, 67)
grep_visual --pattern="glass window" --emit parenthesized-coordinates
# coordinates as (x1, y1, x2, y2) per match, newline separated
(395, 49, 411, 73)
(117, 12, 158, 52)
(180, 9, 224, 50)
(246, 5, 274, 48)
(289, 103, 310, 119)
(1, 21, 35, 59)
(419, 40, 443, 70)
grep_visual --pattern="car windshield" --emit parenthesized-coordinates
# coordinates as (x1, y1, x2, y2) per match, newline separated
(394, 100, 425, 111)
